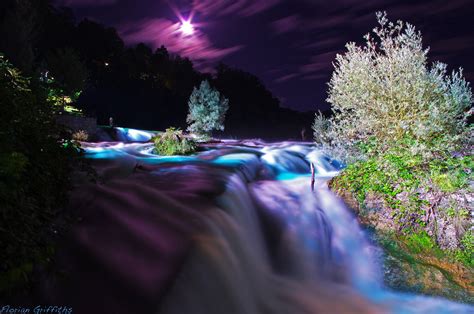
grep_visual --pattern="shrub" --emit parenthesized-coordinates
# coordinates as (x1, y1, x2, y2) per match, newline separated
(187, 80, 229, 136)
(312, 110, 331, 145)
(154, 127, 196, 156)
(72, 130, 89, 142)
(0, 54, 77, 294)
(319, 12, 472, 163)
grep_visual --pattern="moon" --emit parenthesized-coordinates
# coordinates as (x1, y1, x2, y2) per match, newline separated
(180, 20, 194, 35)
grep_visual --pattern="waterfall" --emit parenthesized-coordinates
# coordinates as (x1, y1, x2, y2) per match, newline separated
(50, 135, 472, 314)
(158, 173, 382, 314)
(155, 143, 472, 314)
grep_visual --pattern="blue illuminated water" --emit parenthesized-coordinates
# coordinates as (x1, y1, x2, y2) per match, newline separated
(80, 130, 472, 314)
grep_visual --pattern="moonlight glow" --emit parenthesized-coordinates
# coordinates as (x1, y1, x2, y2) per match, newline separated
(180, 20, 194, 35)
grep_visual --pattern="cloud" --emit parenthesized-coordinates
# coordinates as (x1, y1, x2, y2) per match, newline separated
(430, 36, 474, 54)
(271, 15, 301, 34)
(299, 51, 337, 74)
(55, 0, 116, 7)
(300, 37, 341, 50)
(275, 73, 299, 83)
(119, 18, 243, 71)
(192, 0, 281, 17)
(271, 49, 339, 84)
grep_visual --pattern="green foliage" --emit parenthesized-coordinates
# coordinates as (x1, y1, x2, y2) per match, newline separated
(444, 207, 456, 218)
(338, 147, 425, 202)
(429, 156, 473, 192)
(0, 54, 77, 294)
(45, 82, 82, 112)
(326, 12, 472, 239)
(187, 80, 229, 136)
(452, 230, 473, 267)
(43, 59, 86, 114)
(431, 174, 465, 193)
(154, 127, 197, 156)
(404, 232, 436, 254)
(335, 147, 472, 231)
(318, 12, 472, 163)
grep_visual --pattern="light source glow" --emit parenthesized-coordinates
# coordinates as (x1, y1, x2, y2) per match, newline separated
(180, 20, 194, 35)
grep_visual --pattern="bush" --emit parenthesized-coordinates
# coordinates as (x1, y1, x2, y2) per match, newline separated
(187, 80, 229, 136)
(0, 54, 77, 293)
(154, 127, 196, 156)
(324, 14, 473, 240)
(319, 12, 472, 163)
(72, 130, 89, 142)
(312, 110, 331, 145)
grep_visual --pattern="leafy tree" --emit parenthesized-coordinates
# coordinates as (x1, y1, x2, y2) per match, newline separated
(214, 64, 279, 131)
(46, 47, 88, 95)
(74, 18, 124, 63)
(326, 13, 473, 238)
(0, 0, 37, 73)
(186, 80, 229, 136)
(318, 12, 472, 162)
(0, 0, 313, 138)
(0, 54, 77, 294)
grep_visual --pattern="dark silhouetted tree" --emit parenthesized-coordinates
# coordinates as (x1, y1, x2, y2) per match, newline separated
(47, 47, 88, 94)
(0, 0, 37, 73)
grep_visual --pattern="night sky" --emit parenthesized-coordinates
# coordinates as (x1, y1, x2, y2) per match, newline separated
(57, 0, 474, 112)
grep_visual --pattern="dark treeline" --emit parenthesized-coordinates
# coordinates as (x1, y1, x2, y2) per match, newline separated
(0, 0, 315, 140)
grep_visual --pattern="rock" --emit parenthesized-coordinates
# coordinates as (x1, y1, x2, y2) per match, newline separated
(395, 191, 409, 202)
(330, 177, 474, 303)
(380, 238, 474, 303)
(436, 217, 460, 250)
(365, 192, 385, 210)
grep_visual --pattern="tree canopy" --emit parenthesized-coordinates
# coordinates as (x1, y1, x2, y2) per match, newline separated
(187, 80, 229, 136)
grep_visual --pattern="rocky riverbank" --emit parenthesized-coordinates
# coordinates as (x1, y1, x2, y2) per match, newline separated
(329, 179, 474, 304)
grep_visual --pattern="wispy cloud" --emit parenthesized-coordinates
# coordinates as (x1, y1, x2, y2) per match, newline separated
(192, 0, 281, 17)
(275, 73, 299, 83)
(271, 15, 301, 34)
(119, 18, 243, 71)
(300, 51, 337, 73)
(272, 50, 337, 84)
(55, 0, 116, 7)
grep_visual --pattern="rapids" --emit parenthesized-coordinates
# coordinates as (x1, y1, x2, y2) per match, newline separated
(38, 129, 473, 313)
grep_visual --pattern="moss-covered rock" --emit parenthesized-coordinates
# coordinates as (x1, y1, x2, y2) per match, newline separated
(330, 177, 474, 303)
(379, 231, 473, 302)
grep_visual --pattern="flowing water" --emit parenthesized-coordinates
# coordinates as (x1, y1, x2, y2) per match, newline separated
(41, 128, 473, 313)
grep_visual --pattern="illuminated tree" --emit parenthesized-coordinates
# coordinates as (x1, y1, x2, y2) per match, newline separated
(187, 80, 229, 136)
(319, 12, 472, 161)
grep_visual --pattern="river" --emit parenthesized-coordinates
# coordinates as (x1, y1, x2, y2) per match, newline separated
(37, 128, 473, 313)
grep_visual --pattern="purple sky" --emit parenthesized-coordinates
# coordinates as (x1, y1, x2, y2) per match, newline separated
(58, 0, 474, 112)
